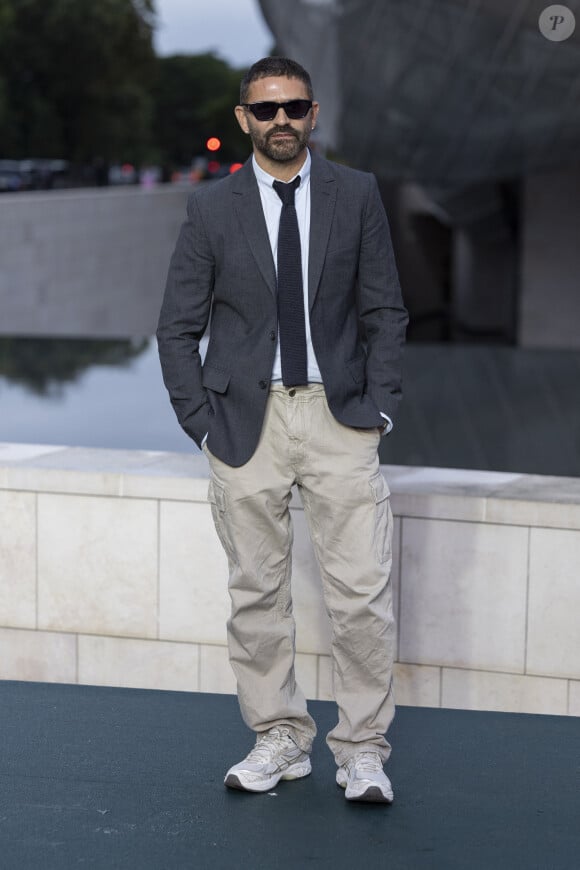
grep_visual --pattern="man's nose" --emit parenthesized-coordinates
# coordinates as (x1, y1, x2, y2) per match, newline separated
(273, 106, 290, 123)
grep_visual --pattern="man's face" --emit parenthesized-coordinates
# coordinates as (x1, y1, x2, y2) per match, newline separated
(235, 76, 319, 164)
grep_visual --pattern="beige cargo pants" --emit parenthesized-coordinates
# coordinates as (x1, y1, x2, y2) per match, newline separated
(204, 384, 395, 767)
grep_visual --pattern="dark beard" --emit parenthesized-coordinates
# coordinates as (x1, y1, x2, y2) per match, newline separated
(251, 125, 310, 163)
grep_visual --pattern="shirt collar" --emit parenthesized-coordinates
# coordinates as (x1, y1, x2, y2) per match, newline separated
(252, 149, 311, 193)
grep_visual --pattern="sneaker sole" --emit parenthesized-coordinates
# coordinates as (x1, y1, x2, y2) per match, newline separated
(336, 770, 393, 804)
(345, 785, 393, 803)
(224, 759, 312, 793)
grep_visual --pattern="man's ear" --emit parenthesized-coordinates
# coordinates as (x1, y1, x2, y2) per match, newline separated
(235, 105, 250, 134)
(311, 101, 320, 130)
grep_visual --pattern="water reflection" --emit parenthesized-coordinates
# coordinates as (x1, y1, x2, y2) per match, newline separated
(382, 345, 580, 478)
(1, 337, 579, 475)
(0, 336, 194, 453)
(0, 336, 149, 396)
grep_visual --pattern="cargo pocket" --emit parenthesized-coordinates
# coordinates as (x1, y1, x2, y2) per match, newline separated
(208, 478, 237, 564)
(369, 471, 392, 564)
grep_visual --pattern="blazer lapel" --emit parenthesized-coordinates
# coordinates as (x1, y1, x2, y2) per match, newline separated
(308, 153, 337, 310)
(232, 159, 276, 298)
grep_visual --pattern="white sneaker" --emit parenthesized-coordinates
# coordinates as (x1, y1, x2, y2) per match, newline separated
(336, 751, 394, 803)
(224, 726, 312, 792)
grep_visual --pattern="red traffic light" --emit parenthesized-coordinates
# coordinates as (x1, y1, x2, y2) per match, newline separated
(206, 137, 221, 152)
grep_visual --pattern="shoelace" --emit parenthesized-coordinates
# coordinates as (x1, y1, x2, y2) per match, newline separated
(245, 727, 293, 763)
(353, 752, 383, 772)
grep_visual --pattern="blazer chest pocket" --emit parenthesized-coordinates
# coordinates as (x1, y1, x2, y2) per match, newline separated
(202, 364, 231, 394)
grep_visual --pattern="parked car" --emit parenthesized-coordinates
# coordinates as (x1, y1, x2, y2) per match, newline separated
(108, 163, 138, 185)
(0, 160, 24, 192)
(20, 158, 71, 189)
(0, 158, 71, 191)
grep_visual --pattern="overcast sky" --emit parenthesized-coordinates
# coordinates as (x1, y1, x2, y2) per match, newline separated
(153, 0, 274, 67)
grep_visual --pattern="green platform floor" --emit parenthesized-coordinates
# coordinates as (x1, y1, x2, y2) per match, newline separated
(0, 681, 578, 869)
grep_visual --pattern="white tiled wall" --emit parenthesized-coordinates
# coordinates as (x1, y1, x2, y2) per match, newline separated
(318, 655, 333, 701)
(295, 653, 319, 701)
(37, 493, 158, 638)
(159, 500, 230, 644)
(78, 634, 200, 692)
(199, 644, 236, 694)
(569, 681, 580, 716)
(527, 527, 580, 679)
(0, 627, 76, 683)
(441, 667, 568, 715)
(393, 663, 441, 708)
(0, 491, 36, 629)
(399, 519, 529, 672)
(1, 448, 579, 717)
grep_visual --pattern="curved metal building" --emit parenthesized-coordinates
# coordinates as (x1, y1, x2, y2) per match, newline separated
(258, 0, 580, 185)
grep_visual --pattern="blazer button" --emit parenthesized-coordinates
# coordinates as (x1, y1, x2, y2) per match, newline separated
(269, 330, 276, 341)
(259, 379, 268, 389)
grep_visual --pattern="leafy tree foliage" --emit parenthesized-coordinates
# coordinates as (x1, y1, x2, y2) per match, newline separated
(0, 0, 156, 162)
(0, 1, 252, 171)
(153, 53, 250, 167)
(0, 0, 15, 131)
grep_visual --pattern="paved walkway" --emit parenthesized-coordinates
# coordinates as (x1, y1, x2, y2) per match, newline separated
(0, 681, 577, 869)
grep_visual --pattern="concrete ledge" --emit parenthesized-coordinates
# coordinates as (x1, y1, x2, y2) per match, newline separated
(3, 442, 580, 526)
(1, 442, 579, 716)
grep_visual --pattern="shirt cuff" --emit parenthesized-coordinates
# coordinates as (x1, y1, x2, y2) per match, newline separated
(379, 413, 393, 435)
(201, 432, 208, 447)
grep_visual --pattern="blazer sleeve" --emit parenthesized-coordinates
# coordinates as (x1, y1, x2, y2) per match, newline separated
(357, 174, 408, 423)
(156, 193, 214, 447)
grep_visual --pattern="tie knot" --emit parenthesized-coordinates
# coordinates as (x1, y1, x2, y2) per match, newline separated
(273, 176, 300, 205)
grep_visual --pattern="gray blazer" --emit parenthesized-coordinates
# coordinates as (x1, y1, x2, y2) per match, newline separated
(157, 151, 408, 467)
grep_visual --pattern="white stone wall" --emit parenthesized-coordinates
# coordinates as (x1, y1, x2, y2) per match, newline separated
(1, 443, 579, 716)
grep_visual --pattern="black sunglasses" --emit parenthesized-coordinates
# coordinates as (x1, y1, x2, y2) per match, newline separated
(242, 99, 313, 122)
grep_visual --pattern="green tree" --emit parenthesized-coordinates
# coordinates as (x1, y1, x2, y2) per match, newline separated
(153, 53, 250, 168)
(0, 0, 157, 162)
(0, 0, 14, 133)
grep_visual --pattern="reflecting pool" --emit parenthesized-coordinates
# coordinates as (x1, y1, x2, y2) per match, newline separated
(1, 338, 579, 476)
(0, 336, 196, 453)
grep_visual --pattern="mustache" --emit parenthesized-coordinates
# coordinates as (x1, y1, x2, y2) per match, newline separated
(267, 126, 298, 138)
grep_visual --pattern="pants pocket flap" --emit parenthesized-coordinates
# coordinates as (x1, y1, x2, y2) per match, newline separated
(370, 471, 390, 503)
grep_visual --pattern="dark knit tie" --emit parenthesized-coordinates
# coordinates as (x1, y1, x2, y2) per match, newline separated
(273, 176, 308, 387)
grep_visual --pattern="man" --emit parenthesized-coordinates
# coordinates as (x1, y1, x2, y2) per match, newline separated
(157, 57, 408, 803)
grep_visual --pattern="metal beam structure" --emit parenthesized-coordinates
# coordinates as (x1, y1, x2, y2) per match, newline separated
(259, 0, 580, 184)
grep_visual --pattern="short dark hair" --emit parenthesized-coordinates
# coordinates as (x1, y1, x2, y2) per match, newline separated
(240, 57, 314, 104)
